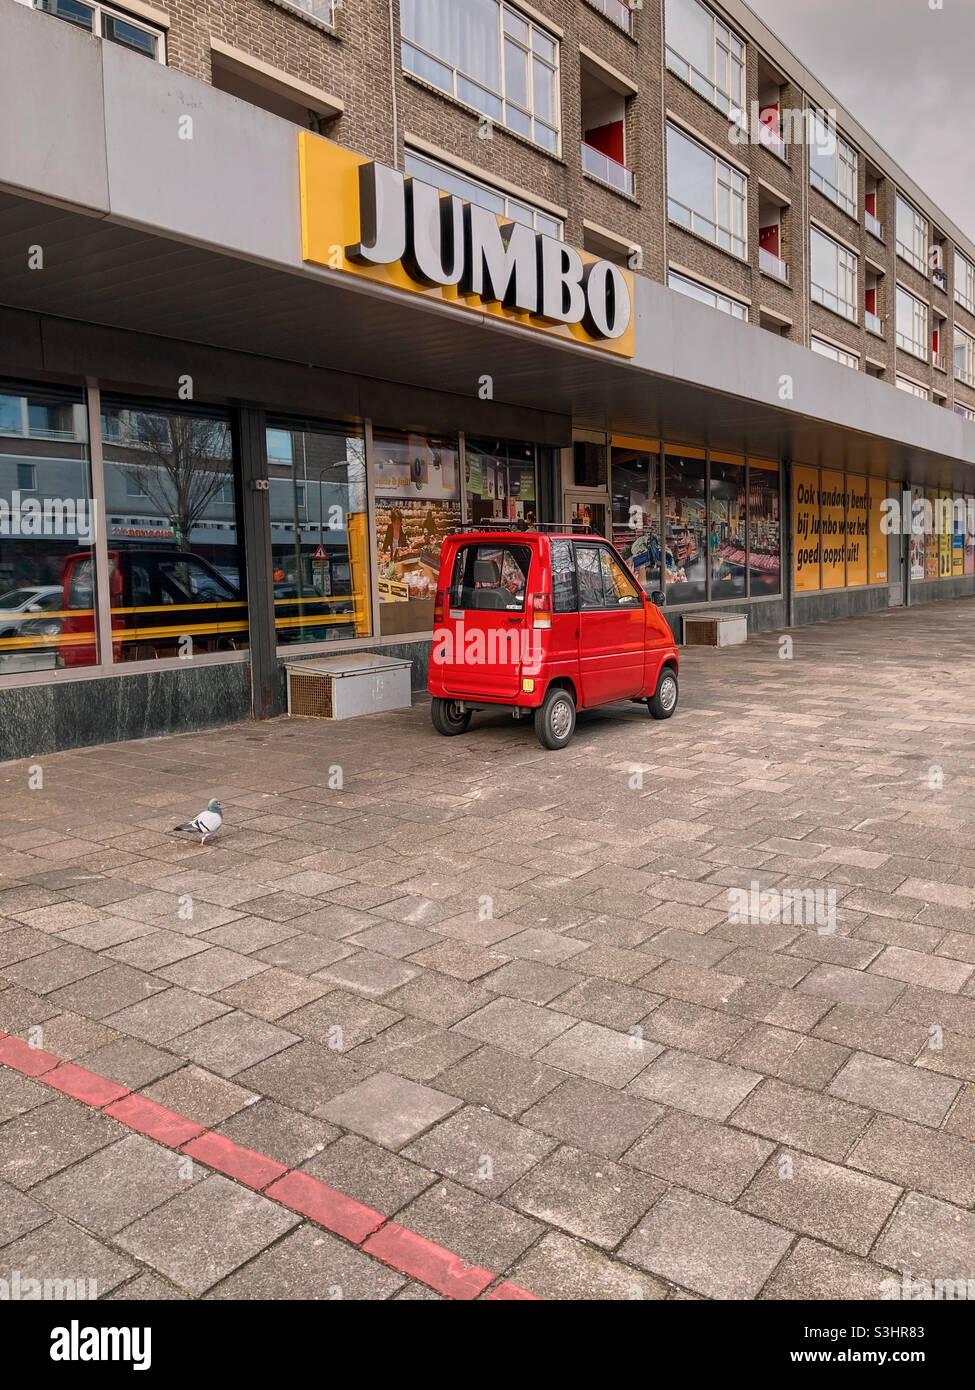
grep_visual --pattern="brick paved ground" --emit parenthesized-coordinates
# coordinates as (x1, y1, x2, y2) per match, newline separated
(2, 600, 975, 1300)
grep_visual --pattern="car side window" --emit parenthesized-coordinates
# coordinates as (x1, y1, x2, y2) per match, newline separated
(602, 549, 643, 606)
(576, 546, 606, 610)
(551, 540, 577, 613)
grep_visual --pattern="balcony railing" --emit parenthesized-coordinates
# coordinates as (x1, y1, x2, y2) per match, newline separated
(757, 120, 787, 160)
(865, 310, 883, 337)
(581, 142, 634, 196)
(586, 0, 633, 32)
(932, 267, 949, 292)
(864, 210, 883, 239)
(759, 247, 789, 282)
(933, 350, 947, 372)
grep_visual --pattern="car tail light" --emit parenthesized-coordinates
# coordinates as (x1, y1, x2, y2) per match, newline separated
(531, 593, 552, 629)
(433, 592, 444, 624)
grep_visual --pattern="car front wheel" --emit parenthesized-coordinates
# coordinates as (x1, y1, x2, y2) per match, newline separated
(430, 697, 472, 736)
(534, 687, 576, 750)
(648, 667, 679, 720)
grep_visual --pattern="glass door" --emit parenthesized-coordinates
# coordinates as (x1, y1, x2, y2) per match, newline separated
(563, 493, 608, 537)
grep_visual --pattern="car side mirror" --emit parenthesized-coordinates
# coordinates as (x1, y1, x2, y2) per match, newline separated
(650, 590, 666, 608)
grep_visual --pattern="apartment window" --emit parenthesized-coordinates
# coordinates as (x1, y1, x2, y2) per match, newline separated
(279, 0, 336, 25)
(811, 337, 859, 370)
(955, 250, 975, 315)
(895, 286, 929, 360)
(664, 0, 745, 120)
(810, 227, 857, 322)
(586, 0, 634, 33)
(669, 271, 747, 320)
(896, 376, 929, 400)
(955, 326, 975, 388)
(34, 0, 165, 60)
(404, 150, 563, 237)
(896, 195, 928, 273)
(954, 403, 975, 422)
(401, 0, 560, 153)
(808, 114, 857, 219)
(667, 125, 746, 258)
(16, 463, 38, 490)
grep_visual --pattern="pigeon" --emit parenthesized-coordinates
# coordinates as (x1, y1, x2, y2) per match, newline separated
(173, 799, 222, 845)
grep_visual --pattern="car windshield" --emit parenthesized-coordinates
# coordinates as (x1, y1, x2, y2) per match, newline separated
(0, 588, 36, 607)
(449, 544, 532, 612)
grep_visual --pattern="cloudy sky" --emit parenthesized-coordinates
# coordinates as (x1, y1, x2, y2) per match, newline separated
(744, 0, 975, 240)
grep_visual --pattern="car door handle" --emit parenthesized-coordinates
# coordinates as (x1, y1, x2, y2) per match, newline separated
(506, 616, 521, 624)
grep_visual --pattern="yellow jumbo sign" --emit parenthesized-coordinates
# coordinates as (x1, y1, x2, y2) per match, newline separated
(298, 132, 635, 358)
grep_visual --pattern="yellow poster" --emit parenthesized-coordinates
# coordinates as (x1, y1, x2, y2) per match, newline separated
(846, 475, 869, 587)
(868, 478, 888, 585)
(938, 494, 951, 578)
(821, 470, 846, 589)
(793, 466, 821, 592)
(925, 490, 939, 579)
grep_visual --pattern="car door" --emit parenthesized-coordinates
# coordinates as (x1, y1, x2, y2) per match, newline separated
(438, 541, 532, 699)
(576, 543, 647, 707)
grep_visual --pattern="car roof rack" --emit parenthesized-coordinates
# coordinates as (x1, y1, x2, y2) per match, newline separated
(448, 521, 594, 534)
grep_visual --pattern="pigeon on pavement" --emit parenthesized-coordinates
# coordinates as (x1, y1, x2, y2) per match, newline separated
(173, 799, 223, 845)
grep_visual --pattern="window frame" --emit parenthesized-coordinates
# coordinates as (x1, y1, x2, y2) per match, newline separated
(810, 337, 859, 370)
(668, 270, 748, 320)
(895, 284, 929, 361)
(401, 0, 562, 155)
(808, 114, 858, 219)
(895, 375, 929, 400)
(34, 0, 167, 62)
(954, 325, 975, 388)
(403, 148, 563, 238)
(955, 250, 975, 316)
(810, 225, 858, 323)
(895, 194, 928, 274)
(664, 0, 746, 122)
(666, 123, 747, 259)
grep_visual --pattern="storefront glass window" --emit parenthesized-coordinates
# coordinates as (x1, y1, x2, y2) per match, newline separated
(664, 451, 707, 601)
(373, 428, 460, 634)
(924, 489, 939, 579)
(0, 380, 96, 675)
(611, 443, 662, 592)
(748, 460, 781, 595)
(100, 398, 245, 662)
(465, 439, 537, 525)
(708, 456, 746, 599)
(266, 416, 370, 647)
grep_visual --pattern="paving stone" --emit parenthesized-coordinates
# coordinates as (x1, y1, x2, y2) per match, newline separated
(869, 945, 974, 994)
(105, 1273, 188, 1300)
(253, 934, 354, 973)
(0, 984, 62, 1034)
(726, 1025, 849, 1089)
(345, 1017, 479, 1082)
(492, 928, 589, 965)
(218, 1099, 337, 1167)
(2, 945, 108, 995)
(141, 1065, 257, 1126)
(279, 990, 401, 1049)
(406, 940, 508, 982)
(345, 921, 440, 958)
(811, 1002, 930, 1064)
(174, 1011, 300, 1078)
(207, 1223, 405, 1300)
(103, 987, 229, 1043)
(47, 963, 167, 1019)
(739, 1149, 901, 1255)
(0, 1216, 135, 1296)
(0, 1180, 50, 1247)
(312, 950, 421, 997)
(945, 1084, 975, 1140)
(397, 1179, 543, 1269)
(31, 1134, 203, 1235)
(729, 1078, 871, 1162)
(213, 968, 327, 1021)
(553, 977, 662, 1030)
(619, 1188, 791, 1299)
(523, 1077, 663, 1159)
(451, 997, 575, 1057)
(847, 1115, 975, 1206)
(534, 1020, 660, 1088)
(402, 1105, 555, 1195)
(915, 1030, 975, 1084)
(14, 1011, 118, 1061)
(433, 1046, 564, 1118)
(481, 959, 580, 1005)
(760, 1239, 893, 1300)
(0, 1069, 56, 1123)
(320, 1072, 462, 1149)
(116, 1174, 299, 1295)
(0, 1095, 122, 1189)
(507, 1144, 663, 1249)
(873, 1192, 975, 1283)
(106, 932, 211, 971)
(642, 998, 751, 1059)
(237, 1041, 366, 1114)
(628, 1049, 761, 1120)
(725, 982, 833, 1032)
(624, 1111, 774, 1201)
(828, 1052, 961, 1127)
(157, 947, 268, 994)
(888, 984, 975, 1039)
(797, 963, 906, 1010)
(509, 1231, 668, 1301)
(73, 1036, 181, 1090)
(301, 1133, 434, 1213)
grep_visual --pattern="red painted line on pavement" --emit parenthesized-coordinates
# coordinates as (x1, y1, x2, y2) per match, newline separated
(182, 1131, 288, 1191)
(42, 1062, 130, 1107)
(265, 1169, 384, 1244)
(362, 1224, 495, 1301)
(0, 1039, 539, 1301)
(105, 1093, 207, 1148)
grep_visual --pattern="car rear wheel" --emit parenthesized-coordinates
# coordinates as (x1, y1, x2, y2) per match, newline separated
(648, 667, 679, 720)
(431, 697, 472, 736)
(534, 687, 576, 750)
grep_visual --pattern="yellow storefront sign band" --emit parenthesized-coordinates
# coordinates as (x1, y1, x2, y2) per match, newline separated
(298, 132, 636, 359)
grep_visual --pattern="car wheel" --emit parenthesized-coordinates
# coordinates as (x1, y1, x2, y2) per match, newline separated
(534, 687, 576, 750)
(648, 667, 679, 720)
(430, 697, 472, 737)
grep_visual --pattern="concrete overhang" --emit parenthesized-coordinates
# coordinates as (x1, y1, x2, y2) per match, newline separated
(2, 0, 975, 490)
